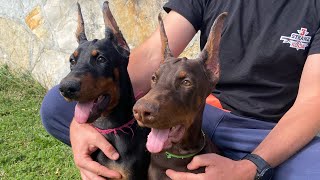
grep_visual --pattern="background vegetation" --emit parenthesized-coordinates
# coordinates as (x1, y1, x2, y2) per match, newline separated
(0, 65, 79, 179)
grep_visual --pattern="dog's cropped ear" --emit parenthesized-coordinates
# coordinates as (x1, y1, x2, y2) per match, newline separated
(102, 1, 130, 53)
(198, 12, 227, 84)
(75, 3, 88, 44)
(158, 14, 173, 64)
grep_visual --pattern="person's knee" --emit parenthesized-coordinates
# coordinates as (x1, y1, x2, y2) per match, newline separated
(40, 85, 75, 145)
(40, 86, 58, 131)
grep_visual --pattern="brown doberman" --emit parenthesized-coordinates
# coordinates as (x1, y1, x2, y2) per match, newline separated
(133, 12, 227, 179)
(59, 1, 149, 179)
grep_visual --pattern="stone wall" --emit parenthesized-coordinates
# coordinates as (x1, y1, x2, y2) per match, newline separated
(0, 0, 200, 89)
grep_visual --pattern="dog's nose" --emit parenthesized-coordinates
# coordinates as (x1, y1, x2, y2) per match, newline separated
(133, 100, 159, 124)
(59, 80, 81, 99)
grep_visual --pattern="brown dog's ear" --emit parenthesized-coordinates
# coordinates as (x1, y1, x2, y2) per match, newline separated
(102, 1, 130, 52)
(76, 2, 88, 44)
(158, 14, 173, 64)
(198, 12, 227, 84)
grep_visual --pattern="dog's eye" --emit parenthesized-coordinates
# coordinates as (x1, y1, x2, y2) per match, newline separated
(97, 56, 107, 64)
(181, 79, 191, 86)
(70, 58, 76, 65)
(151, 74, 157, 83)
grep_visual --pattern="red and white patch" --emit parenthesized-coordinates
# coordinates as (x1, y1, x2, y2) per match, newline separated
(280, 28, 311, 50)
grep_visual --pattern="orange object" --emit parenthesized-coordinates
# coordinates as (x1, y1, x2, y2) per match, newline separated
(206, 94, 230, 112)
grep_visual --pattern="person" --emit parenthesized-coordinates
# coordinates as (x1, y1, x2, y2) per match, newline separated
(40, 0, 320, 179)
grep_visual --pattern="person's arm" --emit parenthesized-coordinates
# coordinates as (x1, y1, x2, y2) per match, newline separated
(128, 10, 197, 96)
(166, 54, 320, 180)
(70, 10, 197, 179)
(253, 53, 320, 166)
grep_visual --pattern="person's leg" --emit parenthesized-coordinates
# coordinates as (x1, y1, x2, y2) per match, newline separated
(204, 105, 275, 160)
(272, 137, 320, 179)
(40, 85, 76, 146)
(203, 104, 320, 180)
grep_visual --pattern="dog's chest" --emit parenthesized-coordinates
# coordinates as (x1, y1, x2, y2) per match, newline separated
(92, 128, 150, 180)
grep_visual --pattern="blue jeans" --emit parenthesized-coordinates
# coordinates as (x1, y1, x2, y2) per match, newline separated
(203, 104, 320, 179)
(41, 85, 320, 179)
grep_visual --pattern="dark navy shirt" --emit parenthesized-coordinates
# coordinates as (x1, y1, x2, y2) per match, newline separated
(164, 0, 320, 122)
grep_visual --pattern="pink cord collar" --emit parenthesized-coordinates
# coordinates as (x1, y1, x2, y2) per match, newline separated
(94, 118, 135, 136)
(94, 91, 141, 136)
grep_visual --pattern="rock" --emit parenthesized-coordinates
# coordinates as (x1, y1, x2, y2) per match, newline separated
(0, 0, 200, 89)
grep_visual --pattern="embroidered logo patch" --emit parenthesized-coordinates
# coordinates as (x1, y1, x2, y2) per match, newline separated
(280, 28, 311, 50)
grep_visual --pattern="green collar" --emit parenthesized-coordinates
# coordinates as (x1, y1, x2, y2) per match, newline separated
(165, 151, 198, 159)
(165, 130, 206, 159)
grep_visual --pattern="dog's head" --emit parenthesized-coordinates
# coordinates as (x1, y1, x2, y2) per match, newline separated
(59, 1, 130, 124)
(133, 13, 227, 153)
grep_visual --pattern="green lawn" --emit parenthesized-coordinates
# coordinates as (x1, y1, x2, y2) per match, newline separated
(0, 66, 80, 179)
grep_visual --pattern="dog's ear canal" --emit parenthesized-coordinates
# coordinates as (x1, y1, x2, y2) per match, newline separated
(75, 3, 88, 44)
(158, 14, 173, 64)
(198, 12, 227, 83)
(102, 1, 130, 53)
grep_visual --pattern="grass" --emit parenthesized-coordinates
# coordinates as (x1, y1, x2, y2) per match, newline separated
(0, 65, 80, 179)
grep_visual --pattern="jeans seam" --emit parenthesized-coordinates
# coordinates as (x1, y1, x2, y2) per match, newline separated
(211, 110, 228, 144)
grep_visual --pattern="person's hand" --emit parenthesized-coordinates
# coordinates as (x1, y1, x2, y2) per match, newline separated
(70, 119, 122, 180)
(166, 153, 256, 180)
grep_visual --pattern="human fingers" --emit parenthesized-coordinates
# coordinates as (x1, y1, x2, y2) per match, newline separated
(81, 168, 107, 180)
(75, 154, 122, 179)
(70, 120, 119, 160)
(93, 132, 119, 161)
(187, 153, 219, 170)
(80, 171, 88, 180)
(70, 120, 121, 178)
(166, 169, 202, 180)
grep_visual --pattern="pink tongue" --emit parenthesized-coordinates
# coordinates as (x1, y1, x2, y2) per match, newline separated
(74, 101, 94, 124)
(146, 128, 170, 153)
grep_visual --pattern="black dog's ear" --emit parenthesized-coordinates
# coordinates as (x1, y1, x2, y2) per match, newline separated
(75, 2, 88, 44)
(158, 14, 173, 64)
(198, 12, 227, 85)
(102, 1, 130, 53)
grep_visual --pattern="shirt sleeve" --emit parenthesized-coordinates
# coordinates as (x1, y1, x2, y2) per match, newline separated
(163, 0, 206, 31)
(308, 28, 320, 55)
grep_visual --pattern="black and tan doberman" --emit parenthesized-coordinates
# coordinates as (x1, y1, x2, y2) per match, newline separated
(59, 1, 149, 179)
(133, 13, 227, 179)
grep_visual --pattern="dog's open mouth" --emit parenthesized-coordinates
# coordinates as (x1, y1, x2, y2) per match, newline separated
(146, 125, 185, 153)
(74, 95, 111, 124)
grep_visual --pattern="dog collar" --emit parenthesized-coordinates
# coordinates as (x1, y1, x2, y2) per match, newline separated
(94, 118, 135, 136)
(165, 130, 206, 159)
